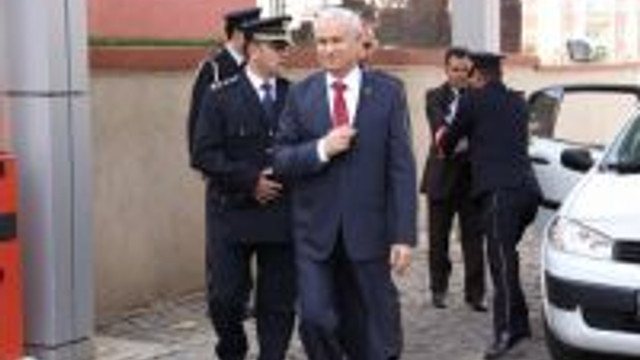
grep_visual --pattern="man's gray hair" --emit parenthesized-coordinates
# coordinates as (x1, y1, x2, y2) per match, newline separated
(313, 7, 363, 39)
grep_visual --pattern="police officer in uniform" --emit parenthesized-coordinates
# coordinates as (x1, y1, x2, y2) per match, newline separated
(187, 7, 262, 156)
(436, 52, 541, 359)
(420, 47, 486, 311)
(191, 16, 296, 360)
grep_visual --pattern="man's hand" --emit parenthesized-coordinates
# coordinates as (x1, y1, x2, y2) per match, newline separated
(323, 125, 357, 159)
(434, 126, 447, 158)
(389, 244, 412, 276)
(254, 168, 283, 205)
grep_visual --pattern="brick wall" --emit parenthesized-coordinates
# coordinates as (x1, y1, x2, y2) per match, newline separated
(501, 0, 522, 53)
(88, 0, 255, 39)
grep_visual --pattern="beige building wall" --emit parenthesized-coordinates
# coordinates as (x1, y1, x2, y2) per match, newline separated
(92, 72, 206, 318)
(92, 65, 640, 319)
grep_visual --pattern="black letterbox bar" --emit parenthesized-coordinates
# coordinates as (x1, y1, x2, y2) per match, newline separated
(0, 213, 17, 242)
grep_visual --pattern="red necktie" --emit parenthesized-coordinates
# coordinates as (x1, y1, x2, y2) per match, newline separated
(331, 81, 348, 127)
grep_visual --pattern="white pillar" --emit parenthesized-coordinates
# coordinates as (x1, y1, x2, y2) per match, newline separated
(451, 0, 501, 52)
(3, 0, 93, 358)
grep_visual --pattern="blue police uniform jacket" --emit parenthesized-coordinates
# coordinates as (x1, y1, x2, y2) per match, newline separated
(191, 72, 291, 243)
(441, 80, 541, 199)
(187, 48, 244, 157)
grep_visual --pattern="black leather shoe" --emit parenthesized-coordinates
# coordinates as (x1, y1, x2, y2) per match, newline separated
(484, 337, 509, 360)
(483, 332, 530, 359)
(432, 293, 447, 309)
(467, 300, 488, 312)
(509, 331, 531, 347)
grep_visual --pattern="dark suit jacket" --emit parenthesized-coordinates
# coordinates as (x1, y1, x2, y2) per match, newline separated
(420, 83, 472, 201)
(440, 80, 541, 198)
(274, 70, 417, 261)
(191, 72, 291, 243)
(187, 48, 243, 157)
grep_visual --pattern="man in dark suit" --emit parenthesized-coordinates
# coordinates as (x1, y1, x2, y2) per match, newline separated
(358, 9, 379, 67)
(273, 7, 417, 360)
(436, 52, 541, 359)
(420, 47, 486, 310)
(187, 7, 262, 156)
(191, 16, 296, 360)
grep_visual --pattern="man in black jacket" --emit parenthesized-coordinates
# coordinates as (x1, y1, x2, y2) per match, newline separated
(187, 7, 262, 156)
(191, 16, 295, 360)
(436, 52, 541, 359)
(420, 47, 485, 311)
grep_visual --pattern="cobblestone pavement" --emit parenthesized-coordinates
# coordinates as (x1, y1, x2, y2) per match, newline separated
(96, 232, 551, 360)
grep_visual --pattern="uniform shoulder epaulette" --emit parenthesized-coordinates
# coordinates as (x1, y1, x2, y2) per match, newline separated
(210, 75, 239, 92)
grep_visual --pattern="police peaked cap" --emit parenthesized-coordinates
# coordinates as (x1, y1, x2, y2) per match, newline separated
(240, 16, 293, 44)
(224, 7, 262, 31)
(470, 51, 505, 71)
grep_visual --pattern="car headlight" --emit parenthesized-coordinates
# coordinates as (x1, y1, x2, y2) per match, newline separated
(547, 217, 613, 259)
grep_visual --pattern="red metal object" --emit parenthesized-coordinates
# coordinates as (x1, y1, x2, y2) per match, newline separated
(0, 153, 23, 360)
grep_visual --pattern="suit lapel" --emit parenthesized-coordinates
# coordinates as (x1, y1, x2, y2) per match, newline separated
(308, 73, 331, 135)
(274, 78, 288, 117)
(353, 70, 374, 129)
(443, 84, 457, 114)
(443, 83, 453, 104)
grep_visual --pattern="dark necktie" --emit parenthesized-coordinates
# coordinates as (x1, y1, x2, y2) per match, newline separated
(261, 82, 276, 127)
(331, 81, 348, 127)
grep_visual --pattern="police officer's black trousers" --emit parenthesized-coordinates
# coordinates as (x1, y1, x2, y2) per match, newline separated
(428, 194, 485, 302)
(206, 212, 296, 360)
(481, 188, 538, 340)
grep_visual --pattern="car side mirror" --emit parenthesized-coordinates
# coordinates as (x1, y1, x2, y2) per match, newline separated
(561, 148, 594, 172)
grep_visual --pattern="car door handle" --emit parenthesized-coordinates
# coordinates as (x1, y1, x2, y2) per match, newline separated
(529, 155, 550, 165)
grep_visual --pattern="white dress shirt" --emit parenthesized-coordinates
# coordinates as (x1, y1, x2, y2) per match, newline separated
(317, 66, 362, 162)
(325, 66, 362, 125)
(245, 67, 276, 101)
(445, 88, 460, 125)
(225, 43, 245, 66)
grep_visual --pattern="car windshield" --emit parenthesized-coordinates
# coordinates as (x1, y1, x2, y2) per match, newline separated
(602, 112, 640, 174)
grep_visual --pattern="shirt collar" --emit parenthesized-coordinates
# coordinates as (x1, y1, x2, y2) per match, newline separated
(225, 43, 244, 65)
(245, 67, 275, 96)
(326, 66, 362, 93)
(447, 82, 464, 95)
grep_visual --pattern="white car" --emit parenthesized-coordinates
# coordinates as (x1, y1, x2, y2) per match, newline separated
(528, 84, 640, 359)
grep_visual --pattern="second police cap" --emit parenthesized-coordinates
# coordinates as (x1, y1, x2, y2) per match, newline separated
(224, 7, 262, 30)
(470, 51, 505, 70)
(240, 16, 293, 45)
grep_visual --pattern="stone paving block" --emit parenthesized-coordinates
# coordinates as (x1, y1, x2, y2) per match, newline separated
(96, 233, 551, 360)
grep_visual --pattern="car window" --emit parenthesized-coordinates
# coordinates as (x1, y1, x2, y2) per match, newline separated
(606, 113, 640, 165)
(529, 89, 561, 138)
(531, 92, 638, 148)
